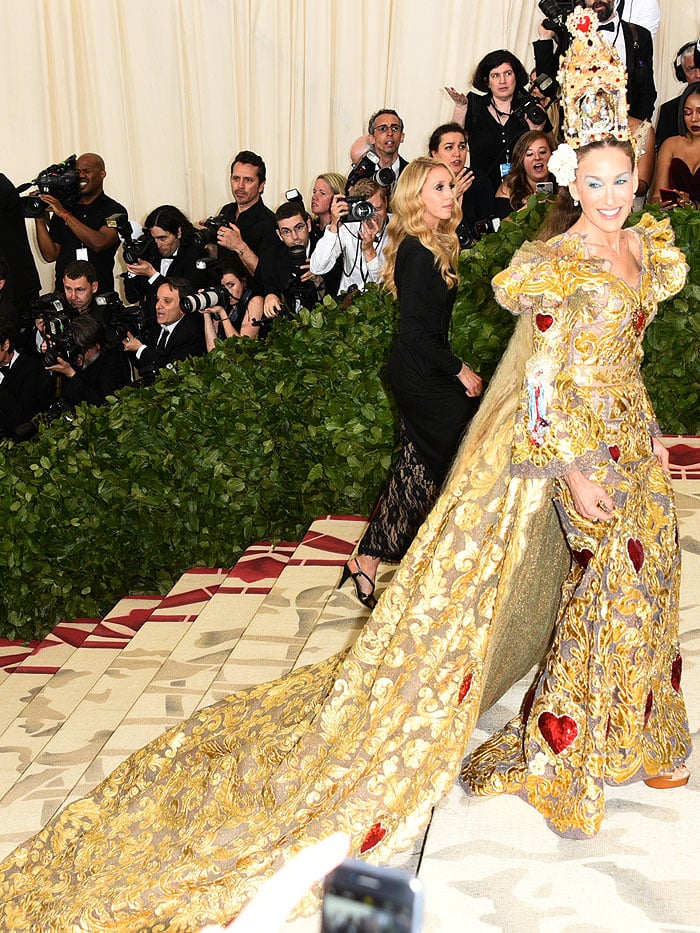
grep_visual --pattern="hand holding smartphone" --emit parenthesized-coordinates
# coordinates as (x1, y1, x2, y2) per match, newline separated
(659, 188, 681, 206)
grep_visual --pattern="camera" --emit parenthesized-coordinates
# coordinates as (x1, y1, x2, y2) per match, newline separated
(287, 244, 308, 286)
(472, 216, 502, 241)
(31, 292, 70, 318)
(41, 313, 81, 367)
(93, 291, 145, 344)
(346, 152, 395, 193)
(18, 155, 81, 218)
(107, 213, 154, 265)
(538, 0, 579, 29)
(182, 286, 230, 314)
(340, 196, 376, 224)
(512, 75, 554, 126)
(193, 214, 230, 248)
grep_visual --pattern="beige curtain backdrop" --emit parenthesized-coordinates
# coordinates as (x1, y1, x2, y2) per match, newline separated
(1, 0, 698, 290)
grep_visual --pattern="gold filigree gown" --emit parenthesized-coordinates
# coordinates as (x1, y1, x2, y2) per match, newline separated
(0, 215, 690, 931)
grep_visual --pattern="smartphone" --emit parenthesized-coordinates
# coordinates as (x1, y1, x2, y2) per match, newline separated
(321, 858, 424, 932)
(536, 181, 554, 195)
(659, 188, 681, 205)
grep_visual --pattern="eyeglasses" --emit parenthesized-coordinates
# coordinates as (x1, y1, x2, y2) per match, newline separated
(278, 222, 307, 238)
(373, 123, 402, 134)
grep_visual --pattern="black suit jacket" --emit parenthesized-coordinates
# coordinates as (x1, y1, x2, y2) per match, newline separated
(656, 94, 683, 148)
(135, 313, 205, 374)
(61, 347, 131, 407)
(0, 352, 53, 436)
(533, 21, 655, 122)
(124, 242, 208, 327)
(622, 21, 656, 121)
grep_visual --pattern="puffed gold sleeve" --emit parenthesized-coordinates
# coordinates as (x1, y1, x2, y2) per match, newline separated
(636, 213, 688, 304)
(492, 240, 607, 477)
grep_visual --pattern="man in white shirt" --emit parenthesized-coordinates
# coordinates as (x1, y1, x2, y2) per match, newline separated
(309, 180, 390, 296)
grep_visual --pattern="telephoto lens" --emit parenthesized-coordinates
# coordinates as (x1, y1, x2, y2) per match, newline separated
(182, 286, 229, 313)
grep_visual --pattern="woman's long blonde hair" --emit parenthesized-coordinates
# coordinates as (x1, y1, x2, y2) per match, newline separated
(381, 157, 461, 297)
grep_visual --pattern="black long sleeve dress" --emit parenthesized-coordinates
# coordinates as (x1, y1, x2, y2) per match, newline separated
(359, 235, 477, 561)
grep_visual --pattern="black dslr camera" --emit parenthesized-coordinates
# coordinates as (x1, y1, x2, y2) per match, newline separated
(107, 214, 154, 265)
(512, 74, 555, 125)
(538, 0, 580, 33)
(18, 155, 81, 218)
(346, 153, 395, 193)
(41, 313, 81, 368)
(340, 196, 376, 224)
(193, 215, 230, 247)
(93, 291, 145, 344)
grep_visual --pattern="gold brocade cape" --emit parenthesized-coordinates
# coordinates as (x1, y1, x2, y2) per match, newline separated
(0, 215, 690, 931)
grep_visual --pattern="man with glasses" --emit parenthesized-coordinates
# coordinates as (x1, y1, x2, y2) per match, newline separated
(367, 109, 408, 180)
(255, 201, 326, 320)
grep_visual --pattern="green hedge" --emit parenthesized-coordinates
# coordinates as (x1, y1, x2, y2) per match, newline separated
(1, 201, 697, 641)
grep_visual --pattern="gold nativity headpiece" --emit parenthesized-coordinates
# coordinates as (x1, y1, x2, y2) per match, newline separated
(548, 8, 631, 186)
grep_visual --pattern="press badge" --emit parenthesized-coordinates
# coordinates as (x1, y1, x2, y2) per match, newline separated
(499, 162, 511, 179)
(76, 247, 89, 261)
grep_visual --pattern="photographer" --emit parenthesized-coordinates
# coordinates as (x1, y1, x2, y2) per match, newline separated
(200, 256, 263, 350)
(33, 153, 126, 292)
(0, 317, 53, 439)
(124, 205, 208, 327)
(62, 260, 99, 317)
(213, 151, 278, 275)
(122, 277, 205, 376)
(535, 0, 656, 121)
(446, 50, 552, 194)
(45, 316, 130, 408)
(309, 179, 390, 295)
(0, 173, 41, 326)
(367, 109, 409, 181)
(255, 201, 325, 322)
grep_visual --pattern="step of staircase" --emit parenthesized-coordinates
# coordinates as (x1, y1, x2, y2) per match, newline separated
(0, 516, 380, 857)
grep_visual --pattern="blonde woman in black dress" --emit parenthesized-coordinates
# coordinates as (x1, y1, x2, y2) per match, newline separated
(342, 157, 482, 607)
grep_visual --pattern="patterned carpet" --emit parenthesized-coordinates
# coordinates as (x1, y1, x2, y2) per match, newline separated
(0, 452, 697, 931)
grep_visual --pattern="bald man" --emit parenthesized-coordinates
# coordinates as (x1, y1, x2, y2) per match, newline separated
(34, 152, 127, 292)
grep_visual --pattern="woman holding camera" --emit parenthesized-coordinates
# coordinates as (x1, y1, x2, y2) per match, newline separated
(341, 157, 482, 608)
(124, 204, 208, 326)
(494, 129, 557, 216)
(446, 49, 551, 194)
(200, 255, 263, 350)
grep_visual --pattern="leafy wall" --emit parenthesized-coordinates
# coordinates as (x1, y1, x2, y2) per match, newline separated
(1, 201, 697, 641)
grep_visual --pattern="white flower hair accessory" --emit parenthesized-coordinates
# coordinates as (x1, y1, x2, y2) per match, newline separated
(548, 144, 578, 187)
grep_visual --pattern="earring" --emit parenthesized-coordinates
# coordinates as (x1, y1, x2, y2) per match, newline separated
(573, 198, 579, 207)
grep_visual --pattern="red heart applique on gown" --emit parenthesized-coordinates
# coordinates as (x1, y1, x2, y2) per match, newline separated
(538, 712, 579, 754)
(535, 313, 554, 332)
(627, 538, 644, 572)
(361, 822, 387, 853)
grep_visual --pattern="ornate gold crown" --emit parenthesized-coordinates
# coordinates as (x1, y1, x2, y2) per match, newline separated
(557, 8, 630, 150)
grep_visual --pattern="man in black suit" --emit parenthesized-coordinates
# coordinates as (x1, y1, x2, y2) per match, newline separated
(585, 0, 655, 119)
(255, 201, 325, 321)
(656, 41, 700, 148)
(0, 318, 53, 439)
(45, 315, 130, 407)
(536, 0, 656, 121)
(122, 277, 205, 377)
(124, 205, 208, 328)
(368, 109, 409, 181)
